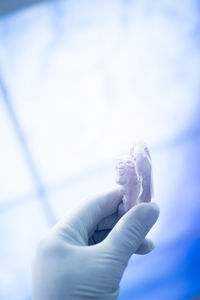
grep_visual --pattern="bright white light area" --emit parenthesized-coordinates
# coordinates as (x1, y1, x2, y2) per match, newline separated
(0, 0, 199, 188)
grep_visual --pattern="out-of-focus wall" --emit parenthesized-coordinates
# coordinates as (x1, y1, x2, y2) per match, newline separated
(0, 1, 200, 299)
(0, 0, 47, 16)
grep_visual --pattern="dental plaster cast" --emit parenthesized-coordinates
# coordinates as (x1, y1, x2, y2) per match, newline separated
(116, 141, 152, 216)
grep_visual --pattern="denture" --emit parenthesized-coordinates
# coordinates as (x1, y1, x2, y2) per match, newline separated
(115, 141, 152, 216)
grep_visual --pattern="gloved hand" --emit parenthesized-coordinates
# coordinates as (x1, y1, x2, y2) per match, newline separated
(32, 189, 159, 300)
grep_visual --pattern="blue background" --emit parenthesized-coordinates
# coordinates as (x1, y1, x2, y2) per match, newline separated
(0, 1, 200, 299)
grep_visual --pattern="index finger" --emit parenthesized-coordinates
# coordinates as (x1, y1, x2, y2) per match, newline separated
(57, 188, 122, 238)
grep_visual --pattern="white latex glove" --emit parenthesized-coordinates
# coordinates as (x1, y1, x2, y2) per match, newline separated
(32, 189, 159, 300)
